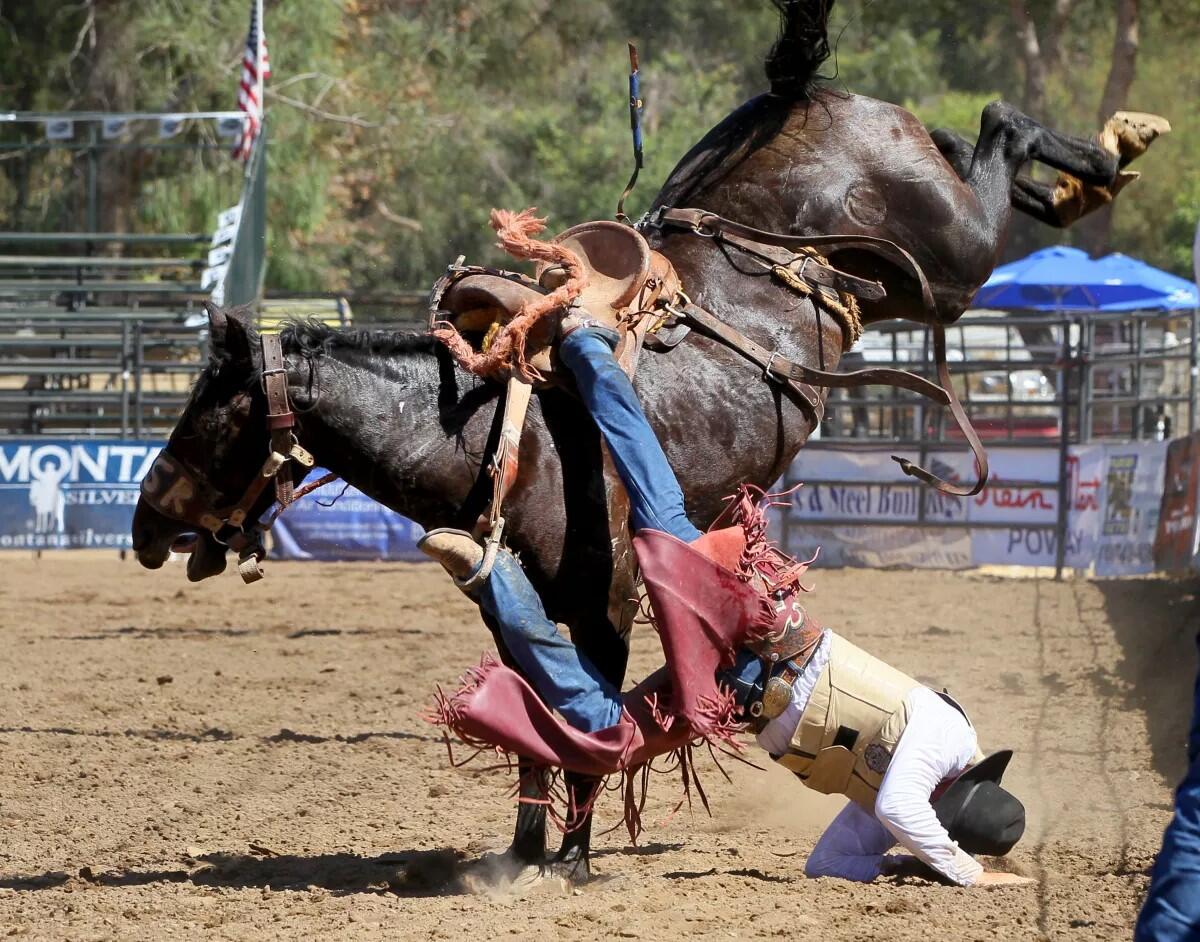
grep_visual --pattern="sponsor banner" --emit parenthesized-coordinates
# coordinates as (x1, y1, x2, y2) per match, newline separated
(782, 524, 972, 570)
(1095, 442, 1167, 577)
(0, 440, 162, 550)
(967, 445, 1104, 568)
(781, 444, 1111, 570)
(271, 471, 426, 562)
(1154, 432, 1200, 571)
(787, 448, 967, 524)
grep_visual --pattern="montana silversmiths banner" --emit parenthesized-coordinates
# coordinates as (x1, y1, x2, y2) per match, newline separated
(0, 440, 163, 550)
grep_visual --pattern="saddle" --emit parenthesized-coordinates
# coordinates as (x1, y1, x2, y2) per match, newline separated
(433, 220, 681, 381)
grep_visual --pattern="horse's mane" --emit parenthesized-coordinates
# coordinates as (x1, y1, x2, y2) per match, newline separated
(278, 319, 441, 360)
(652, 0, 835, 210)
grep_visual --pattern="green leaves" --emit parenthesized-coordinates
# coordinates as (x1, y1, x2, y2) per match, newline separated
(2, 0, 1196, 289)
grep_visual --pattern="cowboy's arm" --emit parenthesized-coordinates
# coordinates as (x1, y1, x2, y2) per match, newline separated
(874, 732, 983, 887)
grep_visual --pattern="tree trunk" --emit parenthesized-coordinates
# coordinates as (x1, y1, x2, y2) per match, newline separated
(1009, 0, 1048, 118)
(1082, 0, 1140, 255)
(81, 0, 137, 236)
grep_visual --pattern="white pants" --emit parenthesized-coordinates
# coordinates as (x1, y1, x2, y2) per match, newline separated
(802, 686, 984, 886)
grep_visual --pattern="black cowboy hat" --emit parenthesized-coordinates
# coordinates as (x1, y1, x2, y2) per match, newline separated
(932, 750, 1026, 857)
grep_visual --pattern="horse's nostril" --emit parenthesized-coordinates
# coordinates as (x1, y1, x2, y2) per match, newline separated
(171, 534, 199, 554)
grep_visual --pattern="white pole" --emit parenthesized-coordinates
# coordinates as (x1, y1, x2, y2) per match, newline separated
(256, 0, 265, 120)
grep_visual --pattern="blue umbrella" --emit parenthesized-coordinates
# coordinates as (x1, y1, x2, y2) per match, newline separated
(974, 245, 1199, 312)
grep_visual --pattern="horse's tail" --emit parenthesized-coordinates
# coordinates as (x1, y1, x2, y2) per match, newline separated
(765, 0, 834, 99)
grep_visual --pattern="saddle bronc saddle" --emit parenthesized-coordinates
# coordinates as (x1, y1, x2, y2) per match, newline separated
(434, 219, 680, 380)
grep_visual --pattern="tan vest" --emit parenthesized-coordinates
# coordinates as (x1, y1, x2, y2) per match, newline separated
(775, 633, 920, 812)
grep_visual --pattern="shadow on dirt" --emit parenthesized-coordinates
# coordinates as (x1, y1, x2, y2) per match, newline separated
(0, 725, 441, 746)
(1097, 576, 1198, 783)
(0, 848, 469, 898)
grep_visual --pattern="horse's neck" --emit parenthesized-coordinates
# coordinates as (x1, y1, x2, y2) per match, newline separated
(290, 347, 487, 528)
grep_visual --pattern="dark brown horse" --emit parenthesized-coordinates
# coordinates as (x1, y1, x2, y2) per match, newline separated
(132, 0, 1138, 881)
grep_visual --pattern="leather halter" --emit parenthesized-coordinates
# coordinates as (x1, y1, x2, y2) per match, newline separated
(644, 207, 989, 497)
(139, 334, 318, 582)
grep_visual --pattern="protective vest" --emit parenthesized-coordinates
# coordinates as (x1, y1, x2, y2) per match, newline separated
(774, 632, 920, 812)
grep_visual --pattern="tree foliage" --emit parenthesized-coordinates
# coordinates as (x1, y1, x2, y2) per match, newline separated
(0, 0, 1196, 290)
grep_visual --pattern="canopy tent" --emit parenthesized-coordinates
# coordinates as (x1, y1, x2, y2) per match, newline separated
(974, 245, 1199, 312)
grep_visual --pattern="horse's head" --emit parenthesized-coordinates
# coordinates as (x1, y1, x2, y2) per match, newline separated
(132, 304, 291, 582)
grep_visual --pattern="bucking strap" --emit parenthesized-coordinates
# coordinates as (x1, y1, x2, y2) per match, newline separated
(677, 304, 987, 497)
(646, 207, 937, 311)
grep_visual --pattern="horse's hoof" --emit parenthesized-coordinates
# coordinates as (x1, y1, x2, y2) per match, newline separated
(461, 852, 572, 897)
(544, 847, 592, 885)
(1105, 112, 1171, 167)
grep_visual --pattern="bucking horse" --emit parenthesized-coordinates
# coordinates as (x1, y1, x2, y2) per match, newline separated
(131, 0, 1165, 884)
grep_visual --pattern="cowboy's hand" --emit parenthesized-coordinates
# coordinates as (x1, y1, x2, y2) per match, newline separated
(973, 870, 1036, 888)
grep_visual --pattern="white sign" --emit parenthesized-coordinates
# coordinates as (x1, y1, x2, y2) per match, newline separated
(967, 445, 1104, 568)
(158, 115, 185, 138)
(207, 244, 233, 268)
(217, 204, 243, 231)
(44, 119, 73, 141)
(785, 524, 973, 570)
(217, 116, 245, 139)
(210, 220, 239, 247)
(102, 118, 128, 139)
(201, 264, 228, 291)
(1094, 442, 1168, 577)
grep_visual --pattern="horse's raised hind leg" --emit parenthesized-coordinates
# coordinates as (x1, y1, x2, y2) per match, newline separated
(932, 128, 1072, 228)
(969, 102, 1118, 194)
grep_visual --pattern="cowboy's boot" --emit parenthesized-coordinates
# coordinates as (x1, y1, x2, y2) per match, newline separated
(418, 528, 484, 585)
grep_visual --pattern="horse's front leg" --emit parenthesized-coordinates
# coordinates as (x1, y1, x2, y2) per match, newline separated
(546, 551, 638, 883)
(476, 610, 550, 872)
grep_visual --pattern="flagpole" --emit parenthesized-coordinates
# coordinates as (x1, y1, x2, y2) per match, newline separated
(256, 0, 265, 132)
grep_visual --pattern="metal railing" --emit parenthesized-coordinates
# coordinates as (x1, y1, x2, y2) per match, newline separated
(0, 317, 203, 438)
(785, 307, 1199, 576)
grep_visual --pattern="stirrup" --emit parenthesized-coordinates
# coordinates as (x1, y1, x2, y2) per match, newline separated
(457, 517, 505, 593)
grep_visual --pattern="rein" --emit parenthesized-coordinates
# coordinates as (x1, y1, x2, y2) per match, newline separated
(645, 207, 989, 497)
(139, 333, 328, 583)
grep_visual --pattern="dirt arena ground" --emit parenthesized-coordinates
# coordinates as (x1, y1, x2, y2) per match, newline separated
(0, 553, 1195, 940)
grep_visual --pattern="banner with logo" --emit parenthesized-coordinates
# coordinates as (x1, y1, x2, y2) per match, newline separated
(1095, 441, 1168, 577)
(965, 445, 1105, 569)
(0, 440, 162, 550)
(270, 471, 426, 562)
(779, 444, 1110, 570)
(1154, 432, 1200, 571)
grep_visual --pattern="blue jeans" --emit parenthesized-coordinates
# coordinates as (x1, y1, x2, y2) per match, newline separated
(558, 327, 702, 543)
(476, 552, 623, 732)
(469, 327, 702, 732)
(1135, 634, 1200, 941)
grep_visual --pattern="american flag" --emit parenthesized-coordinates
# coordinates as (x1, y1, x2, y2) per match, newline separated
(233, 0, 271, 161)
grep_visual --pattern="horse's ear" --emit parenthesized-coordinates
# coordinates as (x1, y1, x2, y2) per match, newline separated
(205, 301, 228, 350)
(207, 301, 255, 365)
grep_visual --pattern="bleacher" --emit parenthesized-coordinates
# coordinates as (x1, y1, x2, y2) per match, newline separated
(0, 235, 213, 436)
(0, 111, 265, 438)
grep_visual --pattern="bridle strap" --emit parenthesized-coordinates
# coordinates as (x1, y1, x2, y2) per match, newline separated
(262, 333, 297, 506)
(653, 207, 987, 496)
(139, 332, 321, 583)
(892, 324, 988, 497)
